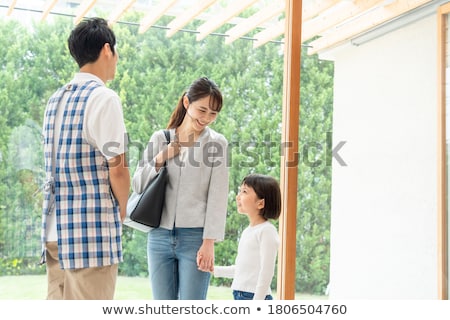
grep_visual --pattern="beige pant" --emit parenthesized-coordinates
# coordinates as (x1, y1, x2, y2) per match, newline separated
(45, 241, 118, 300)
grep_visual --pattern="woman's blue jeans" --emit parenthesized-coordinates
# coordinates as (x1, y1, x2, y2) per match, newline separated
(147, 227, 211, 300)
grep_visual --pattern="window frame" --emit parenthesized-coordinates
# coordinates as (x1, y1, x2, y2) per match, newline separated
(437, 2, 450, 300)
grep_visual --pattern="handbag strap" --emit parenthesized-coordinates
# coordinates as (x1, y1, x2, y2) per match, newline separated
(163, 129, 170, 144)
(162, 130, 170, 167)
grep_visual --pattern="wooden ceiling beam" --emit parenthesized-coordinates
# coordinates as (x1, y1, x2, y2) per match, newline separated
(252, 18, 284, 48)
(6, 0, 17, 16)
(248, 0, 343, 47)
(302, 0, 386, 42)
(166, 0, 216, 38)
(107, 0, 137, 26)
(196, 0, 259, 41)
(73, 0, 98, 25)
(3, 0, 438, 53)
(225, 1, 285, 44)
(307, 0, 432, 55)
(302, 0, 342, 21)
(138, 0, 178, 34)
(41, 0, 59, 21)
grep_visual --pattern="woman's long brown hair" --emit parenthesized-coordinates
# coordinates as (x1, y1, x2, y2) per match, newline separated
(167, 77, 223, 129)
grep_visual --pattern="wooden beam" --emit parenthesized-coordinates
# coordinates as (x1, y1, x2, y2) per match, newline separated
(437, 1, 450, 301)
(241, 0, 343, 48)
(277, 0, 301, 300)
(166, 0, 216, 38)
(73, 0, 98, 25)
(225, 1, 285, 45)
(302, 0, 342, 21)
(107, 0, 137, 26)
(252, 19, 284, 48)
(307, 0, 432, 55)
(138, 0, 178, 34)
(41, 0, 59, 21)
(196, 0, 258, 41)
(245, 0, 341, 47)
(6, 0, 17, 16)
(302, 0, 385, 42)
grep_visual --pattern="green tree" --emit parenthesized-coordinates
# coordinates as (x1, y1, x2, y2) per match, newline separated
(297, 46, 334, 294)
(0, 18, 74, 274)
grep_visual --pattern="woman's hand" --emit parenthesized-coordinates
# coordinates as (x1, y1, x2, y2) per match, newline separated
(154, 136, 181, 169)
(196, 239, 215, 272)
(166, 139, 181, 159)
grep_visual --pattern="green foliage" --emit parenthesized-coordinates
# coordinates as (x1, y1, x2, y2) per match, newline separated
(297, 45, 334, 294)
(0, 17, 333, 294)
(0, 257, 45, 276)
(120, 228, 148, 277)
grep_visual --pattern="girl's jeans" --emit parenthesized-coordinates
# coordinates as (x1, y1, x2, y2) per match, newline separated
(233, 290, 273, 300)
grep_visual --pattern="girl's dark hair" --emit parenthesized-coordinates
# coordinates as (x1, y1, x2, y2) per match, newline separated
(167, 77, 223, 129)
(68, 17, 116, 68)
(241, 174, 282, 220)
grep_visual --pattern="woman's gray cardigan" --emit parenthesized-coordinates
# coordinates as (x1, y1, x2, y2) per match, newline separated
(132, 127, 229, 241)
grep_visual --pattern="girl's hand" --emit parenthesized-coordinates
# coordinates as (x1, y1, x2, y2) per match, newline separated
(196, 239, 214, 272)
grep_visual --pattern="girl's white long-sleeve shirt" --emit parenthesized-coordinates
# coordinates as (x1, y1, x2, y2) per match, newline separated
(214, 221, 279, 299)
(132, 127, 229, 241)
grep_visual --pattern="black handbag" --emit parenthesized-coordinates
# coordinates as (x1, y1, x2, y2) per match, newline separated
(124, 130, 170, 232)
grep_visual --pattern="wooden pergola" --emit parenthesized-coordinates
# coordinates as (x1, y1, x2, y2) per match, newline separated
(3, 0, 433, 52)
(2, 0, 446, 299)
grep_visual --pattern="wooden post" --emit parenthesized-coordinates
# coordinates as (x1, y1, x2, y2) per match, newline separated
(277, 0, 302, 300)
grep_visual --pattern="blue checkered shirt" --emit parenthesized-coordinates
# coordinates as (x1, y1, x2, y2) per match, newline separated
(42, 80, 123, 269)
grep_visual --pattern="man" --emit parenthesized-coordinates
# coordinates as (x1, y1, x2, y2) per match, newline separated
(41, 17, 130, 300)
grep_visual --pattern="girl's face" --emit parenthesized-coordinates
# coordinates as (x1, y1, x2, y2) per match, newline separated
(184, 95, 218, 132)
(236, 183, 264, 216)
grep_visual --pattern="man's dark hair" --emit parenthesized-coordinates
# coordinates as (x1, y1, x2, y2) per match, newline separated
(68, 17, 116, 68)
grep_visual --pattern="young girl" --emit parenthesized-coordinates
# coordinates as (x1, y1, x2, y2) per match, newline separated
(213, 173, 282, 300)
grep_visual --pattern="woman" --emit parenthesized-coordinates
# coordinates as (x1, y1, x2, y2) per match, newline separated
(132, 77, 229, 300)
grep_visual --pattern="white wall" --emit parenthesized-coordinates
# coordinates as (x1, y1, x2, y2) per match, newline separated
(325, 15, 438, 299)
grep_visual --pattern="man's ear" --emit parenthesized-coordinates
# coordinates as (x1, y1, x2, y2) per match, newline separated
(103, 43, 113, 56)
